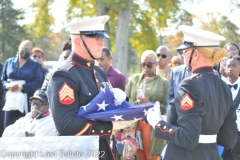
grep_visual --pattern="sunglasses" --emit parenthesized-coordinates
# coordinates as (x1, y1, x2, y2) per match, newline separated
(156, 53, 167, 58)
(32, 55, 42, 58)
(140, 62, 155, 68)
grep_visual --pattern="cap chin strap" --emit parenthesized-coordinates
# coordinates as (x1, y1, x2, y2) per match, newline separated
(187, 47, 196, 71)
(79, 35, 97, 60)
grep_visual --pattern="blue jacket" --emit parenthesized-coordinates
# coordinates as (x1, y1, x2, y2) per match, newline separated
(167, 65, 189, 108)
(1, 57, 43, 110)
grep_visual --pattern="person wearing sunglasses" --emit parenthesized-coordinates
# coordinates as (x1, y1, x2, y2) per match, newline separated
(126, 50, 169, 160)
(147, 25, 238, 160)
(2, 90, 56, 137)
(31, 47, 49, 87)
(155, 46, 172, 81)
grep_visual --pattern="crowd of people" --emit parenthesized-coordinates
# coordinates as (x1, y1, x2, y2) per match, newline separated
(0, 15, 239, 160)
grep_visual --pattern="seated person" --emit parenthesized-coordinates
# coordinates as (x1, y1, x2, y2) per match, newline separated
(2, 90, 56, 137)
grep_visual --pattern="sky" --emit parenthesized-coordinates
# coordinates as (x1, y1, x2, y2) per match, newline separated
(11, 0, 240, 34)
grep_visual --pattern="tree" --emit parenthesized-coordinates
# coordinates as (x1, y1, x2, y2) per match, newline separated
(21, 0, 194, 77)
(0, 0, 27, 62)
(112, 0, 133, 77)
(199, 13, 240, 46)
(27, 0, 54, 38)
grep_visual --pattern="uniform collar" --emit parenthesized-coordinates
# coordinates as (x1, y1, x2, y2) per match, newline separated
(192, 66, 214, 74)
(70, 53, 95, 69)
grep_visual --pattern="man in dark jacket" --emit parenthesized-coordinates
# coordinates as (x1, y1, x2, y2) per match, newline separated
(47, 15, 115, 160)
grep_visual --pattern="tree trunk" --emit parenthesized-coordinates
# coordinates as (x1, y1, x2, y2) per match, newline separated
(113, 0, 133, 77)
(96, 0, 111, 49)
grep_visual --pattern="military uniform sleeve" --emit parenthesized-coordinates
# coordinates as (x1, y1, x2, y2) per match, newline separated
(47, 70, 112, 138)
(217, 104, 238, 149)
(154, 80, 204, 150)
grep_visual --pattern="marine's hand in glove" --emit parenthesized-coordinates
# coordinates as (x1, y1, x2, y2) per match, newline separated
(111, 88, 126, 106)
(147, 101, 163, 128)
(112, 120, 137, 131)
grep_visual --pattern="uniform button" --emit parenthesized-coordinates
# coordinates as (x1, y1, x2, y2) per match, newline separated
(163, 126, 166, 130)
(101, 130, 104, 133)
(87, 62, 91, 67)
(108, 130, 111, 133)
(89, 93, 91, 96)
(96, 79, 98, 82)
(92, 130, 95, 133)
(100, 87, 103, 91)
(169, 129, 173, 132)
(157, 124, 160, 127)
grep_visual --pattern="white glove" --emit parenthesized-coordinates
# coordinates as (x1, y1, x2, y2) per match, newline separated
(147, 101, 163, 128)
(112, 120, 137, 131)
(111, 88, 126, 106)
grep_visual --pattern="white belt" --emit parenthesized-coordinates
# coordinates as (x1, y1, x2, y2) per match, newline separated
(198, 134, 217, 143)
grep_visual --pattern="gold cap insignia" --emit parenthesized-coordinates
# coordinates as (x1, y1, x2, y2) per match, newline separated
(101, 17, 107, 24)
(87, 62, 91, 67)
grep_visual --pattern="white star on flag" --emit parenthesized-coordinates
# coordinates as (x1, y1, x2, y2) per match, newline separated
(111, 114, 124, 121)
(143, 109, 148, 116)
(97, 100, 109, 111)
(134, 117, 142, 121)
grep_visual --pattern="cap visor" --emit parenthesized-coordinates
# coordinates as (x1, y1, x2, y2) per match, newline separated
(84, 32, 110, 39)
(30, 96, 47, 103)
(176, 44, 191, 50)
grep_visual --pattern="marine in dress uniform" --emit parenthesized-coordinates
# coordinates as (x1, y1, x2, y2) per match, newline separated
(47, 16, 115, 160)
(147, 25, 238, 160)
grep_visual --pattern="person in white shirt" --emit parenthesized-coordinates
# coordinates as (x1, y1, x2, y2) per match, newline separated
(2, 90, 56, 137)
(222, 55, 240, 160)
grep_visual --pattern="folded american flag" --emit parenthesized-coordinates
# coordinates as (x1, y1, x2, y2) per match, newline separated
(77, 87, 154, 121)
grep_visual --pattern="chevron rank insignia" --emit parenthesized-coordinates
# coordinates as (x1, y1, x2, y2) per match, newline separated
(180, 93, 194, 110)
(58, 82, 75, 105)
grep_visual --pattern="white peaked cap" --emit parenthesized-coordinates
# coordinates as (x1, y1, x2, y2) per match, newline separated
(177, 25, 226, 50)
(65, 15, 110, 38)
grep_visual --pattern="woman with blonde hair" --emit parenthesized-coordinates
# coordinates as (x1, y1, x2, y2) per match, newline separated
(126, 50, 169, 160)
(147, 25, 238, 160)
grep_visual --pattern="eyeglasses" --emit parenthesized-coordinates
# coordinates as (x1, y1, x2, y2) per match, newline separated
(227, 49, 239, 53)
(32, 55, 42, 58)
(30, 100, 48, 108)
(140, 62, 155, 68)
(156, 53, 167, 58)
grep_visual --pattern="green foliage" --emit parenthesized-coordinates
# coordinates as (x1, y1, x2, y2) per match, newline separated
(0, 0, 27, 62)
(199, 13, 240, 46)
(67, 0, 97, 20)
(27, 0, 55, 37)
